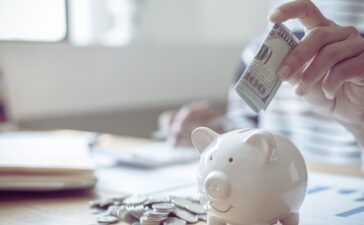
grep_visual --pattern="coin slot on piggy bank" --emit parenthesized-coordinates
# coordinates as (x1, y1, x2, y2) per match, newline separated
(191, 127, 308, 225)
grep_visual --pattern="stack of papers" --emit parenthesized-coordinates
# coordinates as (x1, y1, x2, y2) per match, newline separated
(94, 143, 199, 168)
(0, 132, 97, 191)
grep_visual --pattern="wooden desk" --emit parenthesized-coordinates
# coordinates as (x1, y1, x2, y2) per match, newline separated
(0, 135, 362, 225)
(0, 135, 155, 225)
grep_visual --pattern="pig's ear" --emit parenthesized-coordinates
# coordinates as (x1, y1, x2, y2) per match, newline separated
(245, 130, 277, 162)
(191, 127, 219, 154)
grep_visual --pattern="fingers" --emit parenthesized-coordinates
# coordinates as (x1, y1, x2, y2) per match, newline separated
(286, 65, 307, 86)
(158, 110, 178, 131)
(170, 125, 194, 147)
(168, 106, 195, 147)
(295, 33, 364, 96)
(277, 26, 350, 80)
(170, 118, 218, 147)
(269, 0, 330, 30)
(173, 102, 218, 127)
(167, 101, 220, 147)
(322, 52, 364, 99)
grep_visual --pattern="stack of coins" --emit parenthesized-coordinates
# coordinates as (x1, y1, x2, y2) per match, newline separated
(152, 203, 176, 214)
(89, 194, 207, 225)
(163, 217, 187, 225)
(126, 204, 147, 219)
(140, 210, 169, 225)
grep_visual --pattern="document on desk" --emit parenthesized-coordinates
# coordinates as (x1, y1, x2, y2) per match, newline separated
(161, 172, 364, 224)
(300, 172, 364, 225)
(97, 158, 364, 225)
(94, 142, 199, 168)
(96, 161, 199, 195)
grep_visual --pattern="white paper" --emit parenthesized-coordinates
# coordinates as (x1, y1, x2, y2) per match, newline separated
(300, 173, 364, 225)
(94, 143, 199, 168)
(95, 162, 199, 196)
(96, 161, 364, 224)
(0, 131, 95, 171)
(0, 131, 97, 190)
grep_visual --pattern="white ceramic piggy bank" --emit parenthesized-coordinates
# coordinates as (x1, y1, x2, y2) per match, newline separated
(191, 127, 307, 225)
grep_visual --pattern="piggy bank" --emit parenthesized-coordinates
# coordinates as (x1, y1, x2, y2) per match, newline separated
(191, 127, 307, 225)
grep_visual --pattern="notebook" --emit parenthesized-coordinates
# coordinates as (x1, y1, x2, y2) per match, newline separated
(0, 131, 97, 191)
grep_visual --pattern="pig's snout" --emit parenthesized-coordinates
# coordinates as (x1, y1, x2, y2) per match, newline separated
(204, 171, 230, 200)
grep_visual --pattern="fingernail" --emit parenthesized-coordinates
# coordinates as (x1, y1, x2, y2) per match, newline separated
(324, 91, 335, 100)
(295, 84, 306, 96)
(270, 9, 284, 21)
(277, 65, 291, 80)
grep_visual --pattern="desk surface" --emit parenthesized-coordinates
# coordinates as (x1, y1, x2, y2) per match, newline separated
(0, 135, 363, 225)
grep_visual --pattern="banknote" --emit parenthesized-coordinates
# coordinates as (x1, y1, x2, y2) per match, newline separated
(234, 23, 299, 113)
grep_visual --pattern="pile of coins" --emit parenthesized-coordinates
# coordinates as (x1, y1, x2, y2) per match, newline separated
(89, 195, 207, 225)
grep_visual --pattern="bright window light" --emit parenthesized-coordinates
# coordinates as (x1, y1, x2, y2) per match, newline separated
(68, 0, 134, 46)
(0, 0, 66, 42)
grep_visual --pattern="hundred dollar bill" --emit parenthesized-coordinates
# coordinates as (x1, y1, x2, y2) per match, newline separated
(234, 23, 299, 113)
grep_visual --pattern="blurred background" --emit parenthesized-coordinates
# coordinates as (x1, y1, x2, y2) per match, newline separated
(0, 0, 268, 137)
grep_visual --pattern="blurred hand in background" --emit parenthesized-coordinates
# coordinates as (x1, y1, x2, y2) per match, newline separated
(158, 101, 224, 147)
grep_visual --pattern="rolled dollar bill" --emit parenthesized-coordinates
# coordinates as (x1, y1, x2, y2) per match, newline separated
(234, 23, 299, 113)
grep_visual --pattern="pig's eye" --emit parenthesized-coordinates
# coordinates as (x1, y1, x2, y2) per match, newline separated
(228, 157, 234, 163)
(209, 155, 213, 161)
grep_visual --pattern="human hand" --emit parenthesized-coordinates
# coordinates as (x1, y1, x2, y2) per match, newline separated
(270, 0, 364, 128)
(158, 101, 223, 147)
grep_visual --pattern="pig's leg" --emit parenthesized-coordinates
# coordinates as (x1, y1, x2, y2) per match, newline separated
(207, 215, 226, 225)
(279, 213, 299, 225)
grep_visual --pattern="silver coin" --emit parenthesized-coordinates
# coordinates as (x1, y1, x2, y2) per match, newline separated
(198, 214, 207, 222)
(145, 196, 171, 206)
(105, 205, 119, 217)
(89, 207, 105, 214)
(173, 208, 198, 223)
(129, 205, 146, 219)
(141, 215, 166, 225)
(185, 203, 206, 215)
(89, 200, 101, 208)
(117, 206, 129, 219)
(171, 197, 192, 209)
(99, 198, 114, 208)
(124, 195, 148, 205)
(112, 194, 130, 202)
(144, 210, 169, 218)
(163, 217, 187, 225)
(152, 203, 175, 211)
(140, 215, 148, 223)
(124, 212, 139, 224)
(97, 215, 119, 224)
(186, 197, 200, 204)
